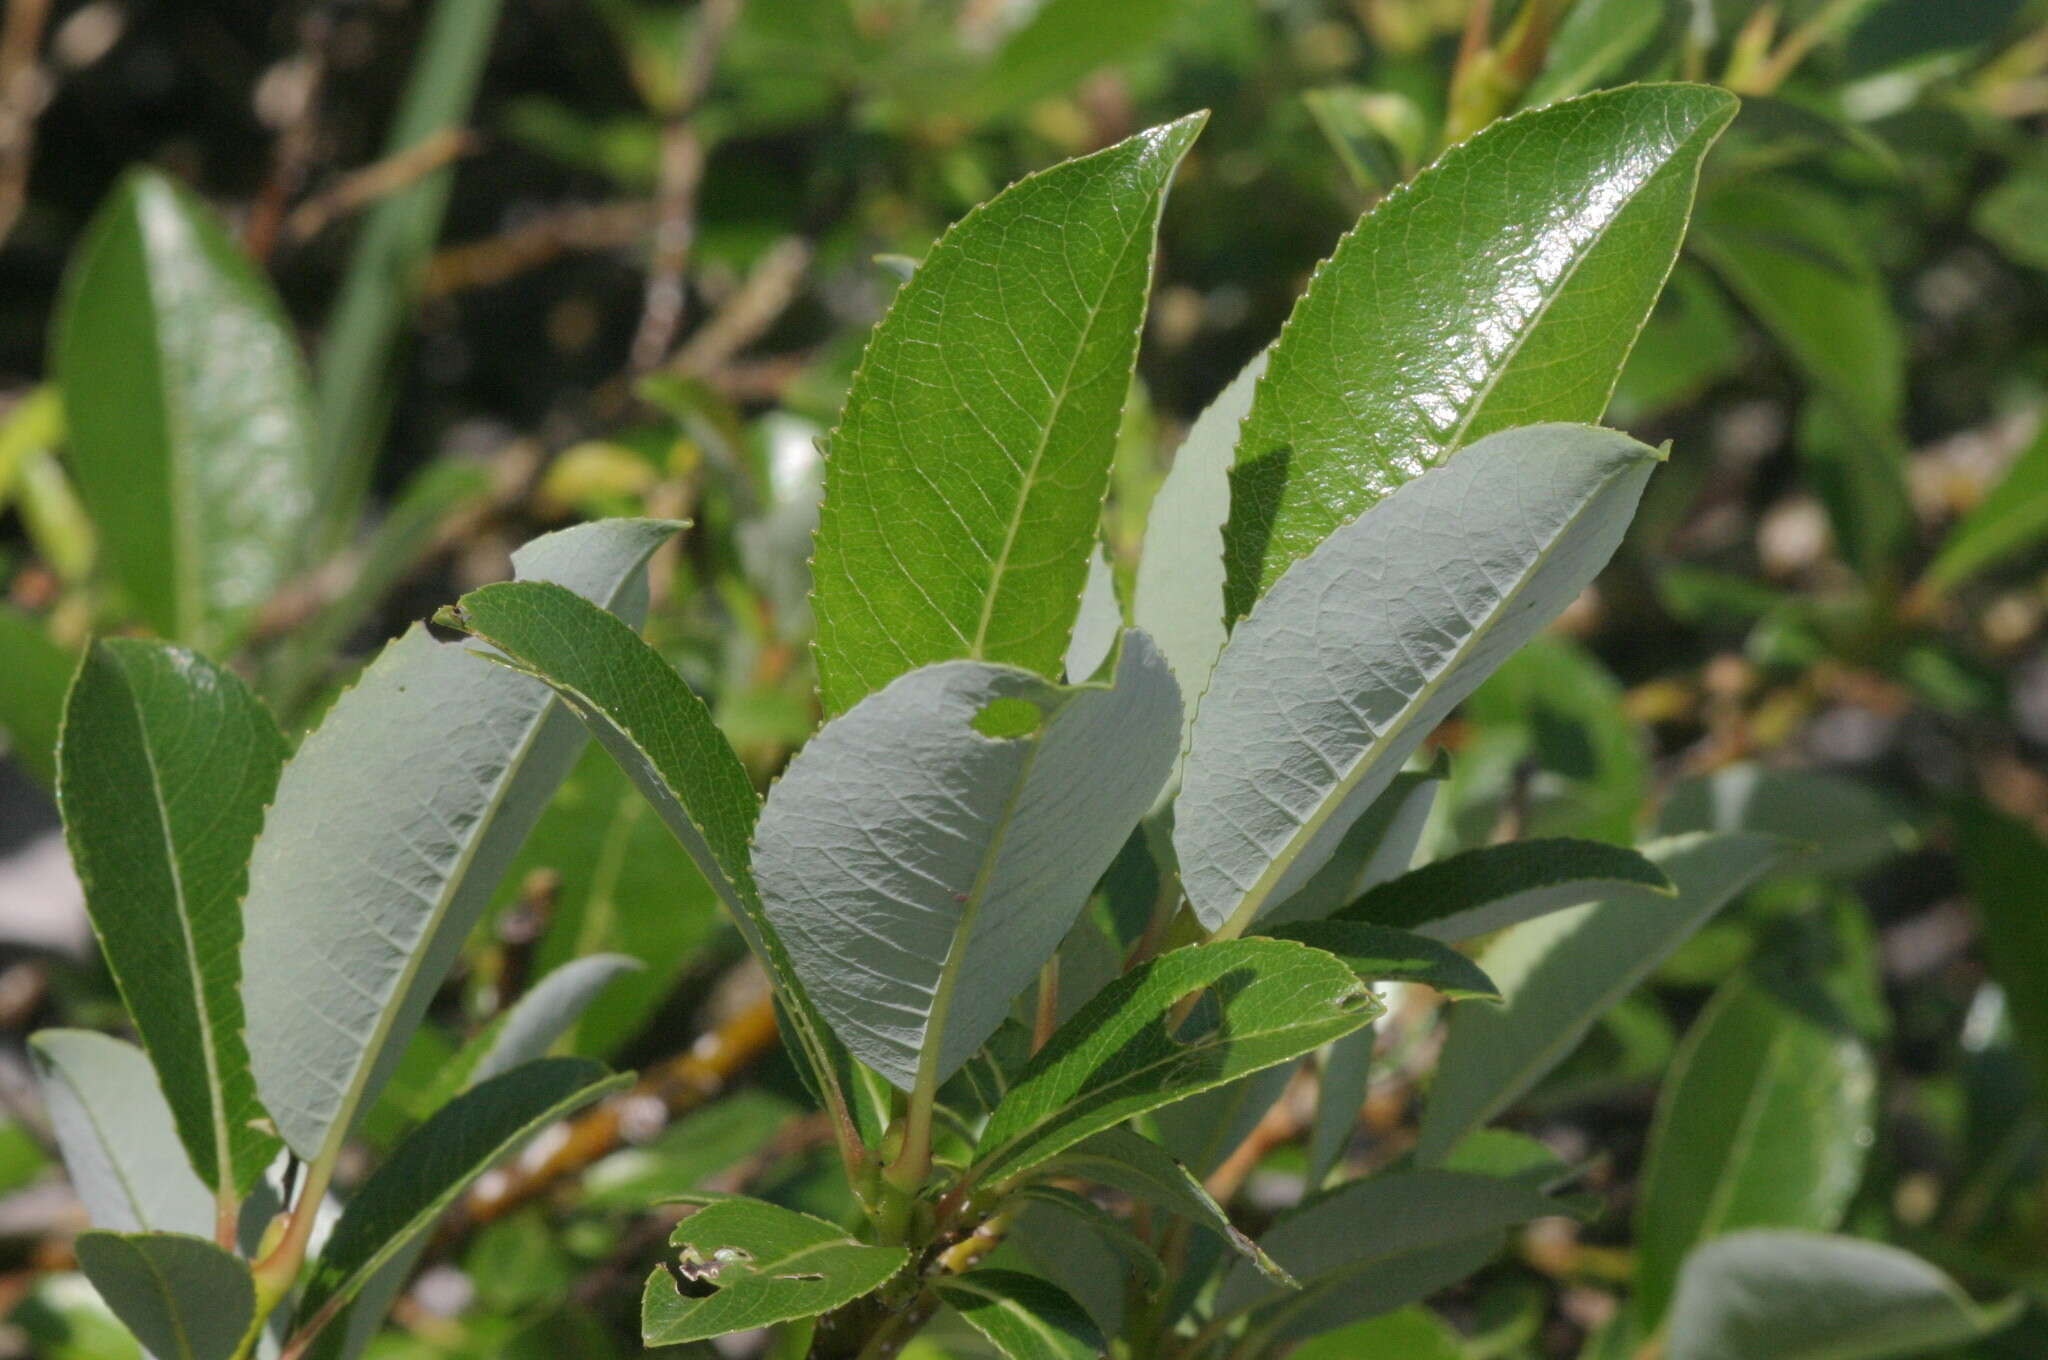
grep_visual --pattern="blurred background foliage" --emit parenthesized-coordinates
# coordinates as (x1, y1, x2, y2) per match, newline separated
(2, 0, 2048, 1355)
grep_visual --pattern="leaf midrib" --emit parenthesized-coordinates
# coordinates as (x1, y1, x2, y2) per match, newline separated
(968, 188, 1155, 659)
(122, 667, 232, 1195)
(1218, 459, 1639, 937)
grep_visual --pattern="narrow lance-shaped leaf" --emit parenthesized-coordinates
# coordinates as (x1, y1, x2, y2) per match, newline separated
(58, 641, 283, 1197)
(1258, 757, 1445, 929)
(292, 1058, 628, 1337)
(30, 1030, 213, 1237)
(1334, 838, 1673, 942)
(1040, 1127, 1294, 1285)
(640, 1198, 908, 1346)
(1266, 922, 1500, 1001)
(1633, 973, 1877, 1329)
(434, 577, 845, 1117)
(1665, 1231, 2020, 1360)
(810, 114, 1204, 716)
(1221, 84, 1735, 616)
(752, 632, 1180, 1091)
(934, 1269, 1107, 1360)
(75, 1231, 255, 1360)
(1178, 423, 1664, 936)
(1417, 832, 1788, 1162)
(308, 956, 640, 1360)
(968, 938, 1381, 1190)
(1212, 1171, 1558, 1345)
(53, 168, 318, 652)
(241, 519, 675, 1165)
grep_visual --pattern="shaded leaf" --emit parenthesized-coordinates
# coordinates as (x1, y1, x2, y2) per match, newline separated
(242, 519, 674, 1165)
(1335, 839, 1673, 943)
(1179, 424, 1664, 935)
(1259, 759, 1445, 930)
(1922, 418, 2048, 594)
(1665, 1231, 2019, 1360)
(75, 1232, 253, 1360)
(1288, 1307, 1463, 1360)
(1267, 922, 1499, 1001)
(1009, 1185, 1164, 1290)
(971, 0, 1181, 116)
(294, 1058, 627, 1333)
(1633, 973, 1876, 1327)
(444, 954, 642, 1097)
(0, 606, 73, 787)
(30, 1030, 212, 1236)
(811, 115, 1202, 715)
(753, 633, 1179, 1090)
(970, 938, 1380, 1189)
(1955, 803, 2048, 1106)
(1213, 1171, 1556, 1343)
(1039, 1127, 1292, 1285)
(1221, 84, 1734, 615)
(1306, 1027, 1374, 1189)
(53, 169, 316, 651)
(640, 1198, 907, 1345)
(934, 1269, 1107, 1360)
(1657, 763, 1914, 879)
(59, 639, 282, 1194)
(1417, 832, 1787, 1162)
(1525, 0, 1670, 105)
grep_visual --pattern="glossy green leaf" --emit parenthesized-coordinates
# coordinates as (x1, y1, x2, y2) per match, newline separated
(1634, 974, 1876, 1327)
(969, 938, 1380, 1190)
(1923, 419, 2048, 594)
(75, 1232, 254, 1360)
(241, 519, 674, 1165)
(640, 1198, 907, 1345)
(753, 634, 1179, 1090)
(1220, 84, 1735, 615)
(1524, 0, 1670, 105)
(1039, 1127, 1292, 1285)
(1657, 763, 1915, 879)
(1132, 349, 1266, 787)
(293, 1058, 627, 1334)
(1665, 1231, 2019, 1360)
(1417, 832, 1787, 1162)
(1179, 424, 1664, 936)
(58, 640, 282, 1196)
(1212, 1171, 1556, 1343)
(0, 606, 72, 786)
(30, 1030, 212, 1236)
(53, 168, 317, 651)
(436, 575, 843, 1110)
(810, 115, 1202, 716)
(1955, 803, 2048, 1105)
(934, 1269, 1106, 1360)
(1335, 839, 1674, 943)
(1268, 922, 1499, 1001)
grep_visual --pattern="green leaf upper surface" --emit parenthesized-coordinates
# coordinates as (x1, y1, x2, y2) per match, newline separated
(1632, 974, 1876, 1328)
(810, 114, 1202, 716)
(75, 1231, 255, 1360)
(752, 633, 1180, 1091)
(1220, 84, 1734, 616)
(30, 1030, 213, 1236)
(294, 1058, 628, 1332)
(58, 640, 282, 1195)
(1212, 1171, 1557, 1344)
(436, 575, 843, 1107)
(1336, 839, 1674, 943)
(53, 169, 317, 652)
(241, 519, 674, 1164)
(934, 1269, 1107, 1360)
(1267, 922, 1501, 1001)
(1417, 832, 1788, 1162)
(1178, 424, 1664, 935)
(969, 938, 1380, 1190)
(1664, 1231, 2019, 1360)
(1040, 1127, 1293, 1285)
(639, 1198, 907, 1345)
